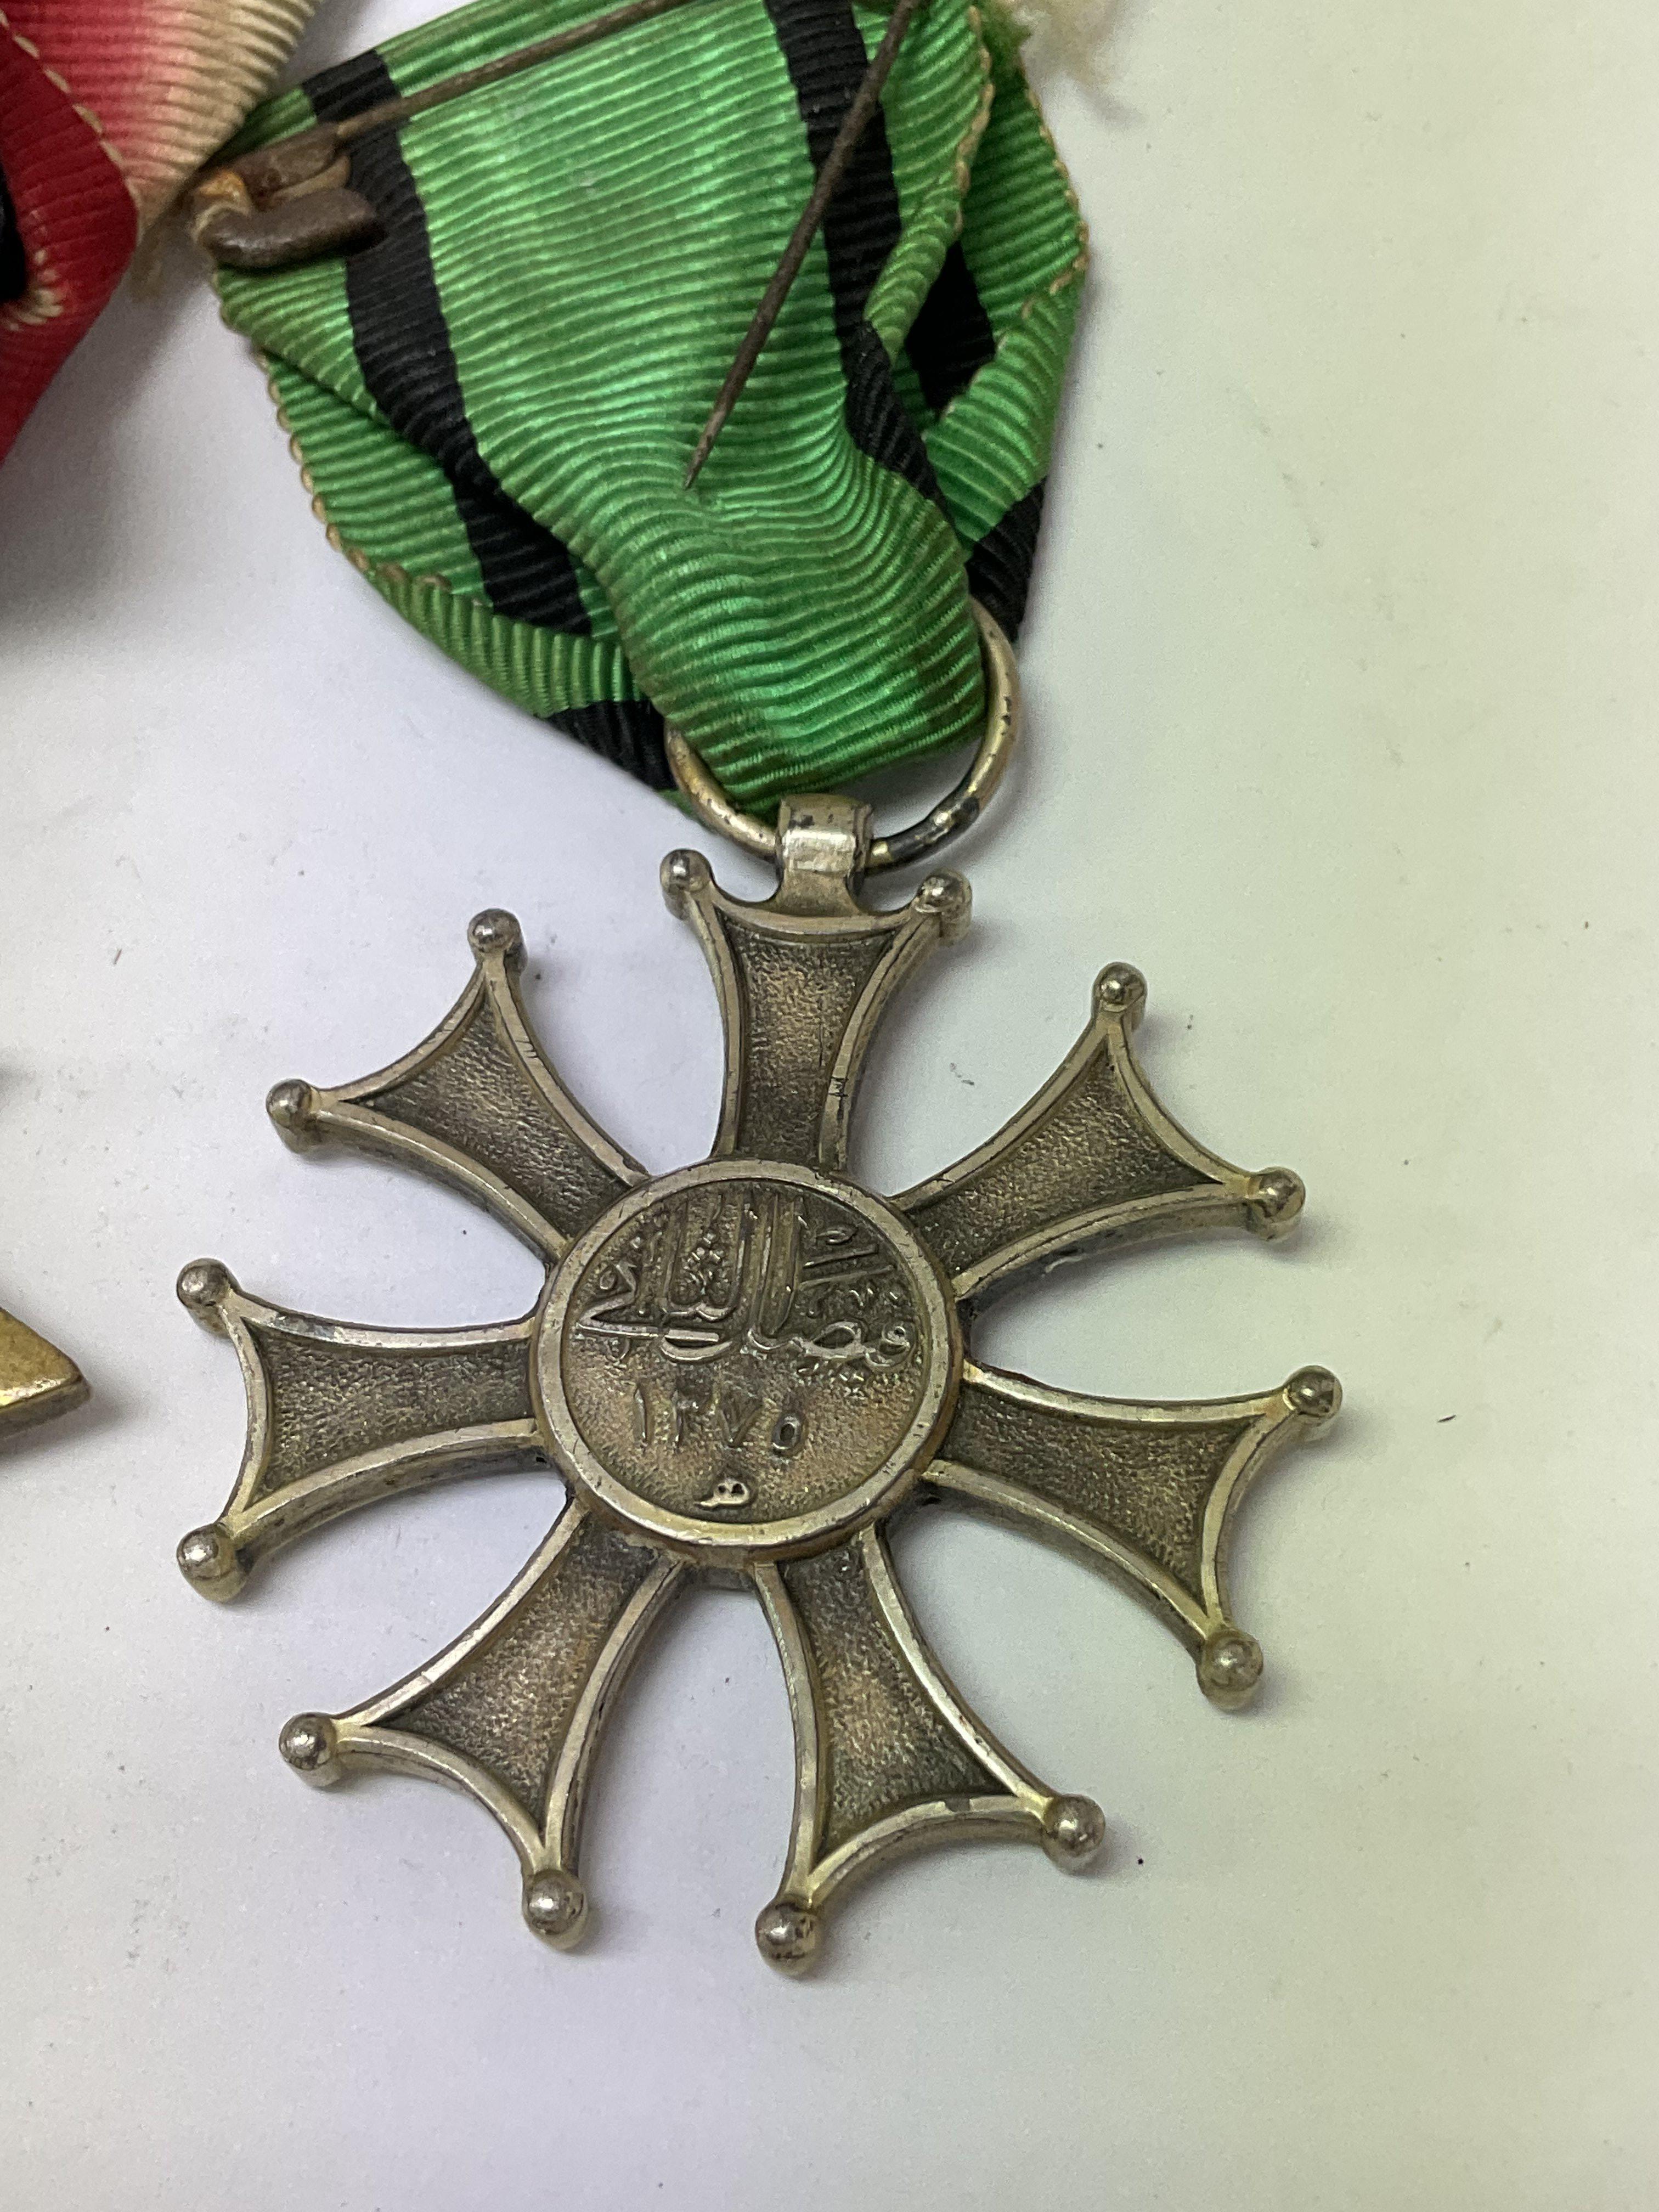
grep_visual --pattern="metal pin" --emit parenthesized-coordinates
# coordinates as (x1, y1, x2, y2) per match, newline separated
(682, 0, 928, 489)
(330, 0, 722, 146)
(191, 0, 727, 271)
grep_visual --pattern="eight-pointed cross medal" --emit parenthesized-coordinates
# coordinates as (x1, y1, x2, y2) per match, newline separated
(176, 797, 1340, 1973)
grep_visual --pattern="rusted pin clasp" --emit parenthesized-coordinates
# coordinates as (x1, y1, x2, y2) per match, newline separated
(188, 126, 381, 273)
(184, 0, 737, 275)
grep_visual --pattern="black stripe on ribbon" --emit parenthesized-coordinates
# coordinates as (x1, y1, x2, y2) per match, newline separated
(307, 55, 591, 635)
(1, 159, 27, 303)
(763, 0, 941, 503)
(561, 698, 671, 787)
(966, 480, 1046, 640)
(905, 243, 996, 414)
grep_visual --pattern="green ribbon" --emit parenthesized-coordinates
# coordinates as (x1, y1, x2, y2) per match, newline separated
(218, 0, 1085, 808)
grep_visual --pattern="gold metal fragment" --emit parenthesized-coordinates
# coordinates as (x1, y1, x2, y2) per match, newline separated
(0, 1305, 87, 1440)
(179, 797, 1338, 1970)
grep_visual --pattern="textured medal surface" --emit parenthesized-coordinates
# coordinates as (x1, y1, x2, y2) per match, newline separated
(177, 799, 1339, 1971)
(542, 1159, 958, 1558)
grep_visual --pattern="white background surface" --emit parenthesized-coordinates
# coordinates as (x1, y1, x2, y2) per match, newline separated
(3, 1, 1657, 2204)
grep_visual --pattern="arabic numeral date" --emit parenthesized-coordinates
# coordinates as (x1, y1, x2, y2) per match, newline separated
(670, 1385, 699, 1448)
(630, 1382, 809, 1460)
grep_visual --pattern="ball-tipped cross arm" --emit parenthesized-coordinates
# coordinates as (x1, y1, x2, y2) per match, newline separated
(894, 963, 1307, 1307)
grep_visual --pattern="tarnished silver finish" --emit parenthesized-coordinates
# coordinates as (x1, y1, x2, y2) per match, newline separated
(180, 796, 1338, 1969)
(538, 1158, 961, 1564)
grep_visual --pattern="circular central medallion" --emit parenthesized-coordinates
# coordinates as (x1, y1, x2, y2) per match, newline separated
(535, 1159, 960, 1561)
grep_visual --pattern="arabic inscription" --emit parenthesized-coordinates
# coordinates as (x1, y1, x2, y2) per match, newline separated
(551, 1171, 939, 1536)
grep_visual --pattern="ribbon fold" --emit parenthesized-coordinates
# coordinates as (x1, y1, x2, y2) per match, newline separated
(220, 0, 1086, 805)
(0, 0, 320, 459)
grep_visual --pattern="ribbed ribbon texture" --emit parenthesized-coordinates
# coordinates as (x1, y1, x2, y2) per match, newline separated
(221, 0, 1087, 805)
(0, 0, 319, 458)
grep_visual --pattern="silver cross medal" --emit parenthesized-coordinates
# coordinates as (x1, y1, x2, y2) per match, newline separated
(177, 622, 1339, 1972)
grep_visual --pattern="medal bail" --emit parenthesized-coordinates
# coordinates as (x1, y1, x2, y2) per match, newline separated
(775, 796, 874, 911)
(666, 597, 1020, 874)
